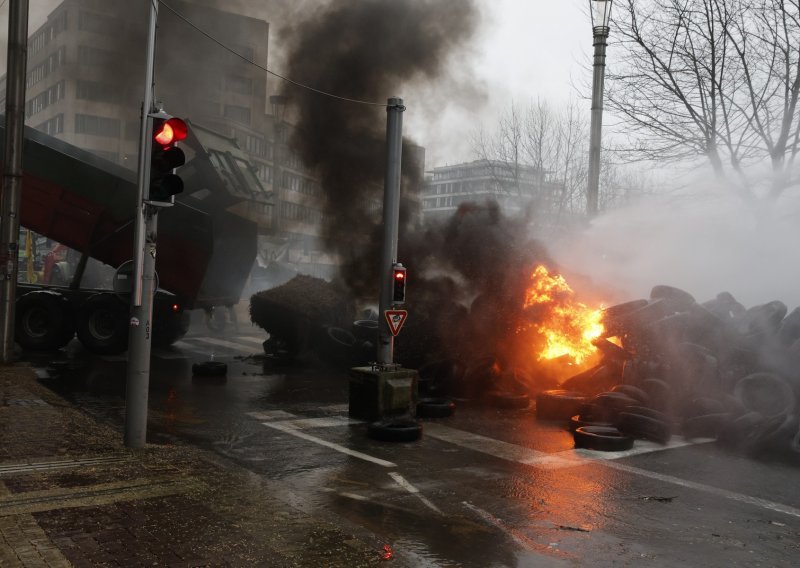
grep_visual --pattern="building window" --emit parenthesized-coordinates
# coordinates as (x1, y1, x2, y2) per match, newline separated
(35, 113, 64, 136)
(26, 47, 66, 89)
(226, 75, 253, 95)
(75, 113, 121, 137)
(77, 80, 118, 103)
(78, 45, 113, 67)
(255, 163, 272, 184)
(25, 81, 65, 118)
(223, 104, 251, 125)
(78, 10, 117, 36)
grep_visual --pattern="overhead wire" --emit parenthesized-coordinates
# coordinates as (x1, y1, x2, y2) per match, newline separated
(157, 0, 390, 108)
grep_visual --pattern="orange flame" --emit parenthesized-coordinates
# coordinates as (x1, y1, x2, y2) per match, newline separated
(523, 265, 604, 364)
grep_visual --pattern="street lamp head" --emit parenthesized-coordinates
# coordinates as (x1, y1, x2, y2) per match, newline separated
(590, 0, 613, 35)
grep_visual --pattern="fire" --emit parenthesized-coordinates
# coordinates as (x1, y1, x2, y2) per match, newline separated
(523, 265, 604, 364)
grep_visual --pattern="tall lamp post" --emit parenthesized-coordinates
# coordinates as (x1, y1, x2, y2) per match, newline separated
(587, 0, 613, 217)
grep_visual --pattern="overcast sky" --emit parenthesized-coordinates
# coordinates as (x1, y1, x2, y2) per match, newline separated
(3, 0, 592, 167)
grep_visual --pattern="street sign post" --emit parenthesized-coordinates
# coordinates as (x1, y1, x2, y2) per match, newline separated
(384, 309, 408, 336)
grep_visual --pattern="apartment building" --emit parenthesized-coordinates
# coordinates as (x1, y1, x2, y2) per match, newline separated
(4, 0, 339, 281)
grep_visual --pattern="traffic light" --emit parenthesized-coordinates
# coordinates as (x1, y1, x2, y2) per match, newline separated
(392, 263, 407, 304)
(147, 115, 188, 206)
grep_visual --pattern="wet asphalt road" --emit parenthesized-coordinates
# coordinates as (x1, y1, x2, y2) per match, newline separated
(24, 321, 800, 567)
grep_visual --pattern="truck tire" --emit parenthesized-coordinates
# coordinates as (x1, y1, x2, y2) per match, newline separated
(15, 291, 75, 350)
(77, 294, 129, 355)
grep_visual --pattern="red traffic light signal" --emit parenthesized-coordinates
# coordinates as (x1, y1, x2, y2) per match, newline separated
(392, 263, 406, 304)
(148, 116, 188, 206)
(154, 117, 188, 146)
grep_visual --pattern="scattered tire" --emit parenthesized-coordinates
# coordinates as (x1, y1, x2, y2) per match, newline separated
(416, 397, 455, 419)
(650, 285, 696, 312)
(486, 391, 530, 410)
(616, 412, 672, 444)
(352, 319, 379, 341)
(192, 361, 228, 377)
(536, 390, 587, 420)
(367, 417, 422, 442)
(593, 392, 639, 418)
(682, 413, 730, 439)
(76, 294, 129, 355)
(621, 405, 671, 423)
(15, 291, 75, 351)
(733, 373, 795, 418)
(610, 384, 651, 406)
(641, 378, 673, 412)
(569, 414, 614, 433)
(573, 426, 634, 452)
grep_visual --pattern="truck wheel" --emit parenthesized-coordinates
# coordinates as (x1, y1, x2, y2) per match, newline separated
(15, 291, 75, 350)
(77, 294, 129, 355)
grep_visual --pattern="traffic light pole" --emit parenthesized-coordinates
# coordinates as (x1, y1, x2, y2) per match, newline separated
(0, 0, 29, 364)
(124, 0, 158, 448)
(377, 97, 405, 365)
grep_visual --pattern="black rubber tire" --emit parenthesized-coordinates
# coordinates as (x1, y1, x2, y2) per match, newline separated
(192, 361, 228, 377)
(536, 390, 588, 420)
(486, 391, 530, 410)
(621, 405, 671, 423)
(569, 414, 614, 432)
(76, 294, 129, 355)
(682, 413, 730, 439)
(367, 418, 422, 442)
(641, 378, 673, 412)
(616, 412, 672, 444)
(327, 326, 356, 347)
(610, 384, 651, 406)
(573, 426, 634, 452)
(15, 291, 75, 351)
(733, 373, 795, 418)
(352, 319, 379, 341)
(416, 398, 455, 419)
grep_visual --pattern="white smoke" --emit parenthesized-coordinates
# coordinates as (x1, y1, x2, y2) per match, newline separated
(552, 189, 800, 311)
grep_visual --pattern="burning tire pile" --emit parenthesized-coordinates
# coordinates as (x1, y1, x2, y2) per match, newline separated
(544, 285, 800, 457)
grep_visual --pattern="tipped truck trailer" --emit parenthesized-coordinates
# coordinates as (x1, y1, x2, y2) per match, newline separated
(3, 118, 261, 354)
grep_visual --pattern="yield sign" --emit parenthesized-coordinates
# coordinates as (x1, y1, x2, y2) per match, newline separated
(384, 309, 408, 336)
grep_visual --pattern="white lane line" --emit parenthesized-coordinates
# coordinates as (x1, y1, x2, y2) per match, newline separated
(262, 421, 397, 468)
(282, 416, 364, 429)
(246, 411, 363, 429)
(236, 336, 266, 346)
(247, 410, 297, 421)
(186, 336, 257, 353)
(389, 472, 443, 514)
(462, 501, 567, 557)
(428, 424, 800, 520)
(424, 423, 578, 469)
(171, 340, 212, 356)
(569, 436, 716, 461)
(601, 460, 800, 519)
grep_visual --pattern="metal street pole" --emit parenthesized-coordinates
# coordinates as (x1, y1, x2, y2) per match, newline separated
(0, 0, 29, 364)
(377, 97, 405, 365)
(587, 26, 609, 217)
(124, 0, 158, 448)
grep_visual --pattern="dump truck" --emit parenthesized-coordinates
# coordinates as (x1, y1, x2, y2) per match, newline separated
(3, 118, 263, 354)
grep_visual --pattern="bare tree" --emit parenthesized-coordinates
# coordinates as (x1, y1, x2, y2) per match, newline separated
(473, 99, 596, 227)
(608, 0, 800, 202)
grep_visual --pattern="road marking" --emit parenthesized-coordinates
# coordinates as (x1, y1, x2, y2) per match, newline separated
(236, 335, 266, 346)
(600, 460, 800, 519)
(261, 421, 396, 468)
(185, 336, 258, 353)
(0, 456, 129, 476)
(247, 410, 297, 421)
(389, 472, 443, 514)
(462, 501, 572, 558)
(424, 423, 579, 469)
(281, 416, 364, 429)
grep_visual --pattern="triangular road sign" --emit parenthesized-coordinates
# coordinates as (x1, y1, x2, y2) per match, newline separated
(384, 309, 408, 336)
